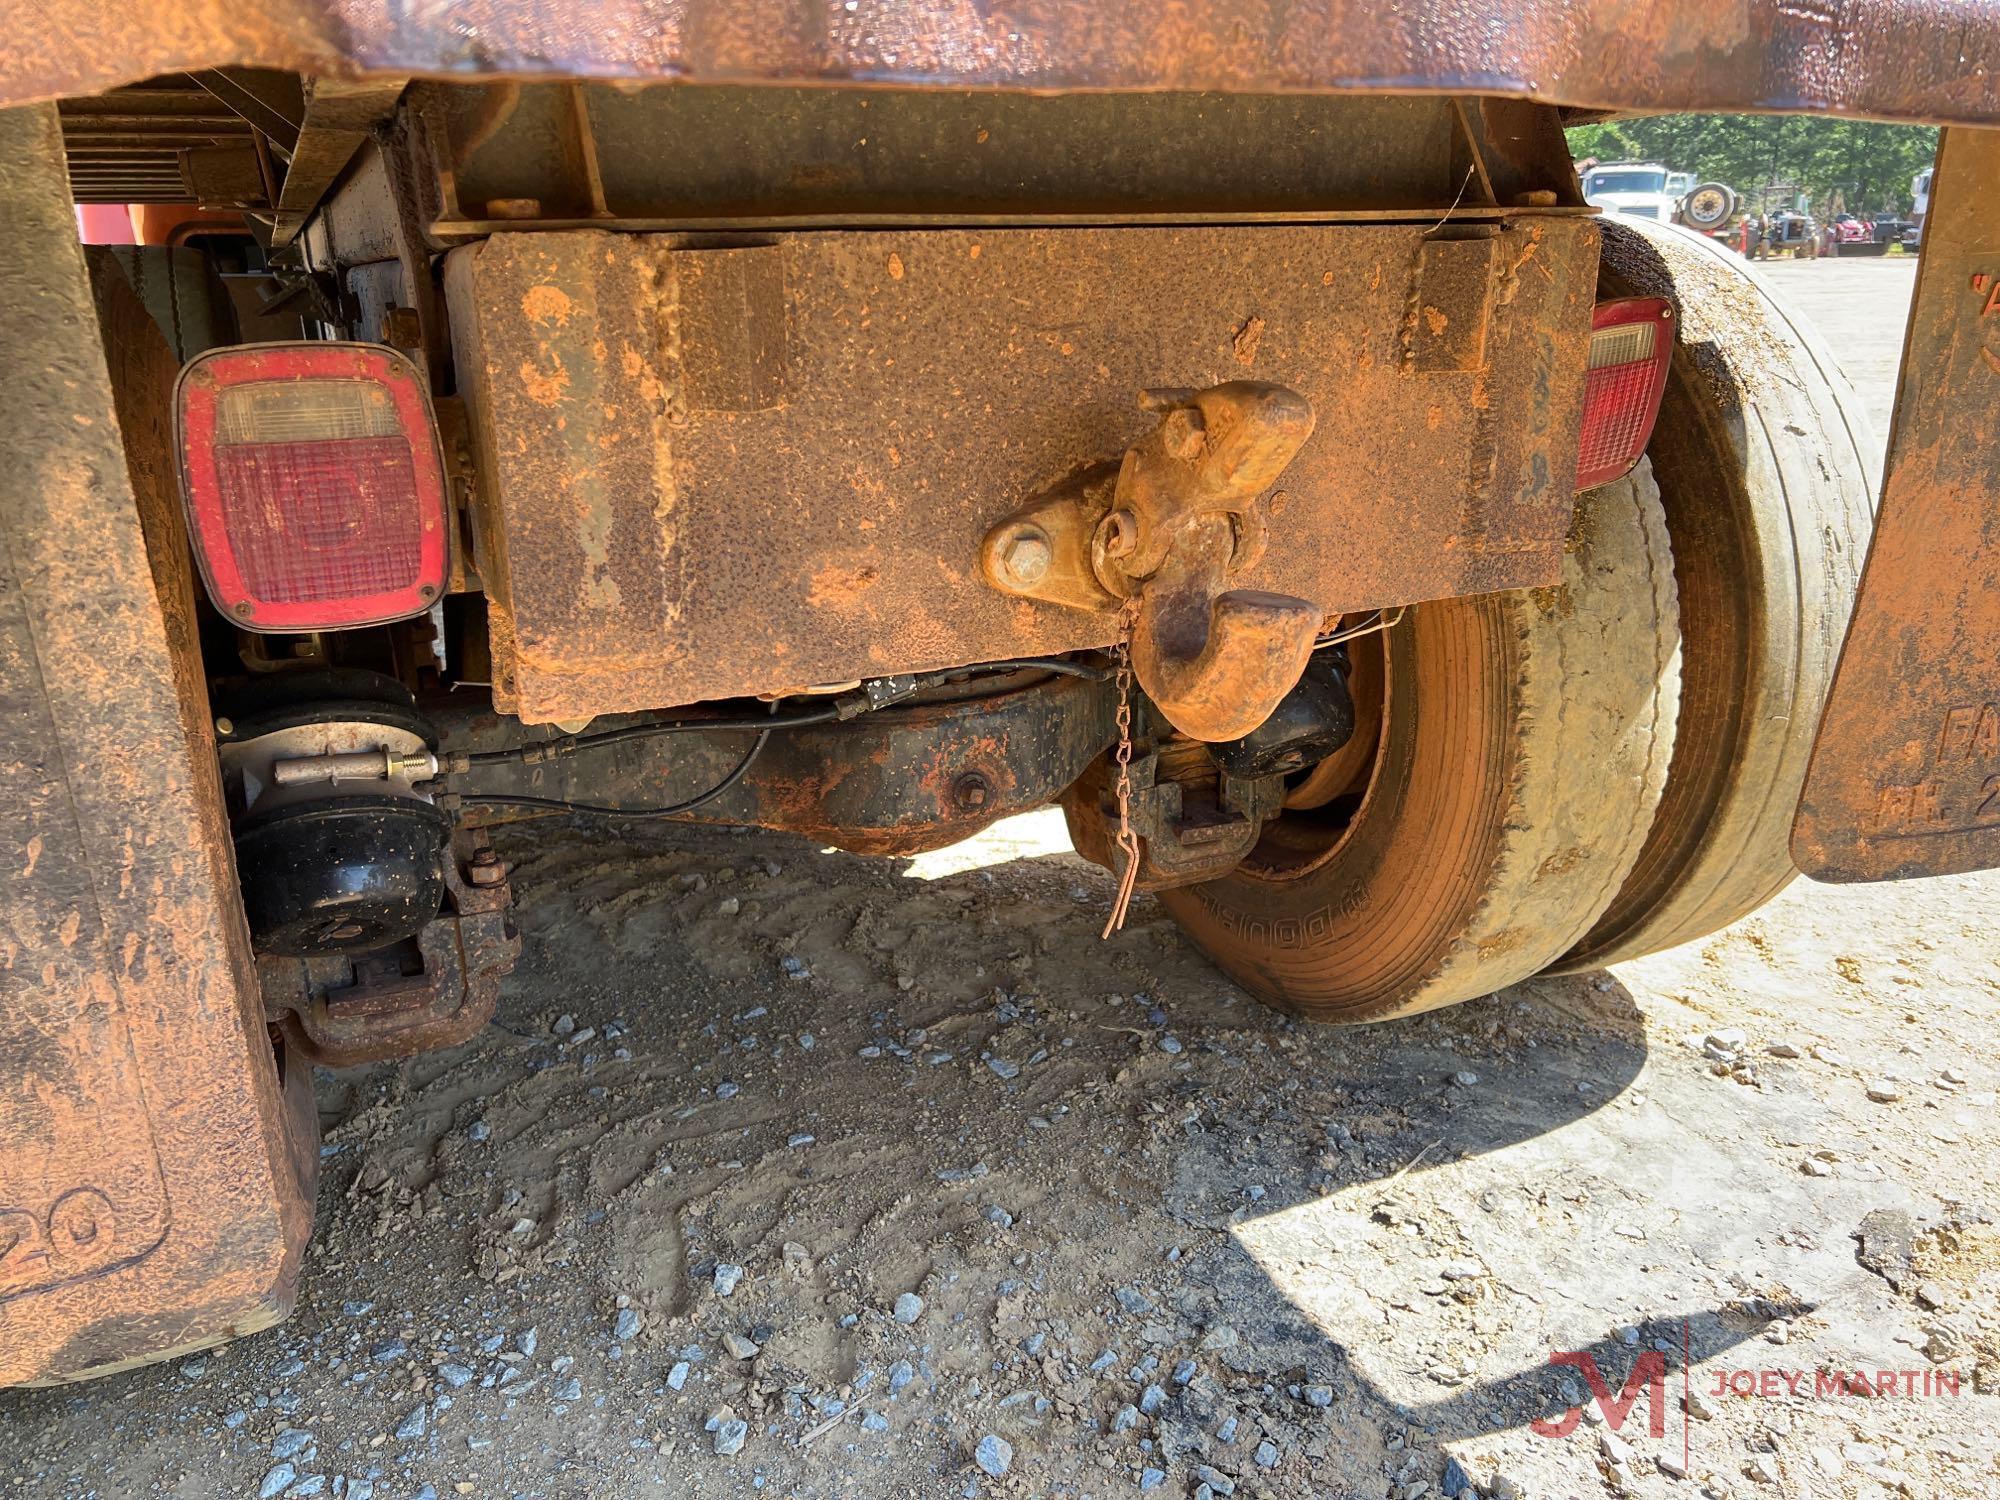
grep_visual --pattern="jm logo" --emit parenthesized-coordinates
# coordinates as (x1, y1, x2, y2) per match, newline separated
(1528, 1350, 1668, 1439)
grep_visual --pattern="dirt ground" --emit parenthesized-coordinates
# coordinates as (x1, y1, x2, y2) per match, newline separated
(8, 251, 1998, 1500)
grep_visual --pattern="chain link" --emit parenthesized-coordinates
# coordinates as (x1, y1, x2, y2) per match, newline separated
(1102, 601, 1142, 938)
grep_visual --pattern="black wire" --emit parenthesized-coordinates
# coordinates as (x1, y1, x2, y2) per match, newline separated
(466, 704, 838, 767)
(463, 656, 1108, 768)
(952, 656, 1107, 682)
(462, 726, 773, 820)
(454, 656, 1111, 820)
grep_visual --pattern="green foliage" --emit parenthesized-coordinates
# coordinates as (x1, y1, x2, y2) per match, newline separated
(1566, 115, 1938, 214)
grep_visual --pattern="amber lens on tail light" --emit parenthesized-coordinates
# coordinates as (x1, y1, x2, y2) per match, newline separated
(1575, 298, 1676, 491)
(175, 343, 448, 631)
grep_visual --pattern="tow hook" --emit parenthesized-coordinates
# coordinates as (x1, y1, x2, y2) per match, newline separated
(979, 381, 1321, 742)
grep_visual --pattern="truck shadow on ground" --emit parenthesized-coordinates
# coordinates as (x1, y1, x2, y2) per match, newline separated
(484, 818, 1794, 1478)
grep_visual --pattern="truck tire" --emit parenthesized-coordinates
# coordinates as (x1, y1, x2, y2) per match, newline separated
(1552, 218, 1877, 971)
(1159, 463, 1680, 1023)
(1682, 182, 1737, 233)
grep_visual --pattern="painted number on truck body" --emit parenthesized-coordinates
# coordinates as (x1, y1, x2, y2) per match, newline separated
(0, 1188, 121, 1297)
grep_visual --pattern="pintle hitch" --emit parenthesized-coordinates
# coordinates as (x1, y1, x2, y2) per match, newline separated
(980, 381, 1322, 742)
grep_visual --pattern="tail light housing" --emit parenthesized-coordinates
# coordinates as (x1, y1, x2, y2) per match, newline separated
(1575, 298, 1675, 490)
(175, 342, 449, 632)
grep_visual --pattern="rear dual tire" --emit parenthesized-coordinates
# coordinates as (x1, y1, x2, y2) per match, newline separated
(1162, 219, 1876, 1020)
(1162, 464, 1679, 1022)
(1557, 219, 1876, 969)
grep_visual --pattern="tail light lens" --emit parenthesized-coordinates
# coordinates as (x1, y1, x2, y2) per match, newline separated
(175, 342, 448, 632)
(1575, 298, 1675, 490)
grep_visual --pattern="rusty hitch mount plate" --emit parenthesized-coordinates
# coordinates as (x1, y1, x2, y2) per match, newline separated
(446, 224, 1595, 726)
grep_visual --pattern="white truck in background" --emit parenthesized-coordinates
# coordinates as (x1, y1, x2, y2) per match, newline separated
(1582, 160, 1740, 237)
(1580, 162, 1694, 221)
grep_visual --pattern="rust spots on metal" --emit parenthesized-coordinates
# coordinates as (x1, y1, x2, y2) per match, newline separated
(9, 3, 2000, 126)
(1231, 316, 1265, 366)
(446, 233, 691, 720)
(1794, 128, 2000, 882)
(807, 561, 882, 610)
(446, 223, 1594, 723)
(520, 283, 573, 325)
(516, 355, 572, 408)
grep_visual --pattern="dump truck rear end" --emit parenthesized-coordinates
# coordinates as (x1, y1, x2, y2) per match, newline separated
(3, 1, 1998, 1384)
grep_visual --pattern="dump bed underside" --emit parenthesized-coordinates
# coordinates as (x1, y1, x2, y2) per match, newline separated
(6, 0, 2000, 126)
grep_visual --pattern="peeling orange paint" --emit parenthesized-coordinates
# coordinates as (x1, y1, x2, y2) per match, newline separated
(521, 284, 574, 325)
(808, 562, 882, 608)
(517, 358, 571, 408)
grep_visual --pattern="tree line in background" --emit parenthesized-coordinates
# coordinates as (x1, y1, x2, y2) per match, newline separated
(1565, 116, 1939, 215)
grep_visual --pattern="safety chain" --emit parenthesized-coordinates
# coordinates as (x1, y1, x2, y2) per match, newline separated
(1102, 600, 1143, 938)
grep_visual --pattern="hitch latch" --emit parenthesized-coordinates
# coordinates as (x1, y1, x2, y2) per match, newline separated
(980, 381, 1321, 742)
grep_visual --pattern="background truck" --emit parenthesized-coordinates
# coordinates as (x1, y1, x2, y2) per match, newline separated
(1579, 160, 1696, 221)
(1581, 159, 1741, 239)
(2, 1, 1997, 1388)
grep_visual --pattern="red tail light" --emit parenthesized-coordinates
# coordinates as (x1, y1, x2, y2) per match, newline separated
(175, 343, 448, 632)
(1575, 298, 1675, 490)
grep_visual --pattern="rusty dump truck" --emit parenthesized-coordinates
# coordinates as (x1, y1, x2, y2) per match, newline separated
(3, 3, 1998, 1387)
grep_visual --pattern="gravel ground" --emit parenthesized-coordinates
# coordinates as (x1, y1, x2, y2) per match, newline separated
(5, 250, 1995, 1500)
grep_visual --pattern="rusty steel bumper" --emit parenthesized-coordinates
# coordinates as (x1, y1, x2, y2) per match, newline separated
(0, 105, 315, 1387)
(446, 221, 1599, 723)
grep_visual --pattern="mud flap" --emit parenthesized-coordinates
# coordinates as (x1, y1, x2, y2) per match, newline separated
(1793, 128, 2000, 882)
(0, 104, 315, 1386)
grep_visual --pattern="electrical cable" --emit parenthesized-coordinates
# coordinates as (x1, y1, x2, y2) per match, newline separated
(463, 706, 834, 766)
(1313, 606, 1407, 650)
(452, 655, 1112, 818)
(461, 726, 774, 820)
(971, 657, 1107, 682)
(462, 656, 1109, 768)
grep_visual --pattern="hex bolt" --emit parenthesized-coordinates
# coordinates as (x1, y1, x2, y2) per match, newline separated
(1000, 527, 1052, 587)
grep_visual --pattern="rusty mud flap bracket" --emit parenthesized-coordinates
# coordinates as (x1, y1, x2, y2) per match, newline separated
(1794, 128, 2000, 882)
